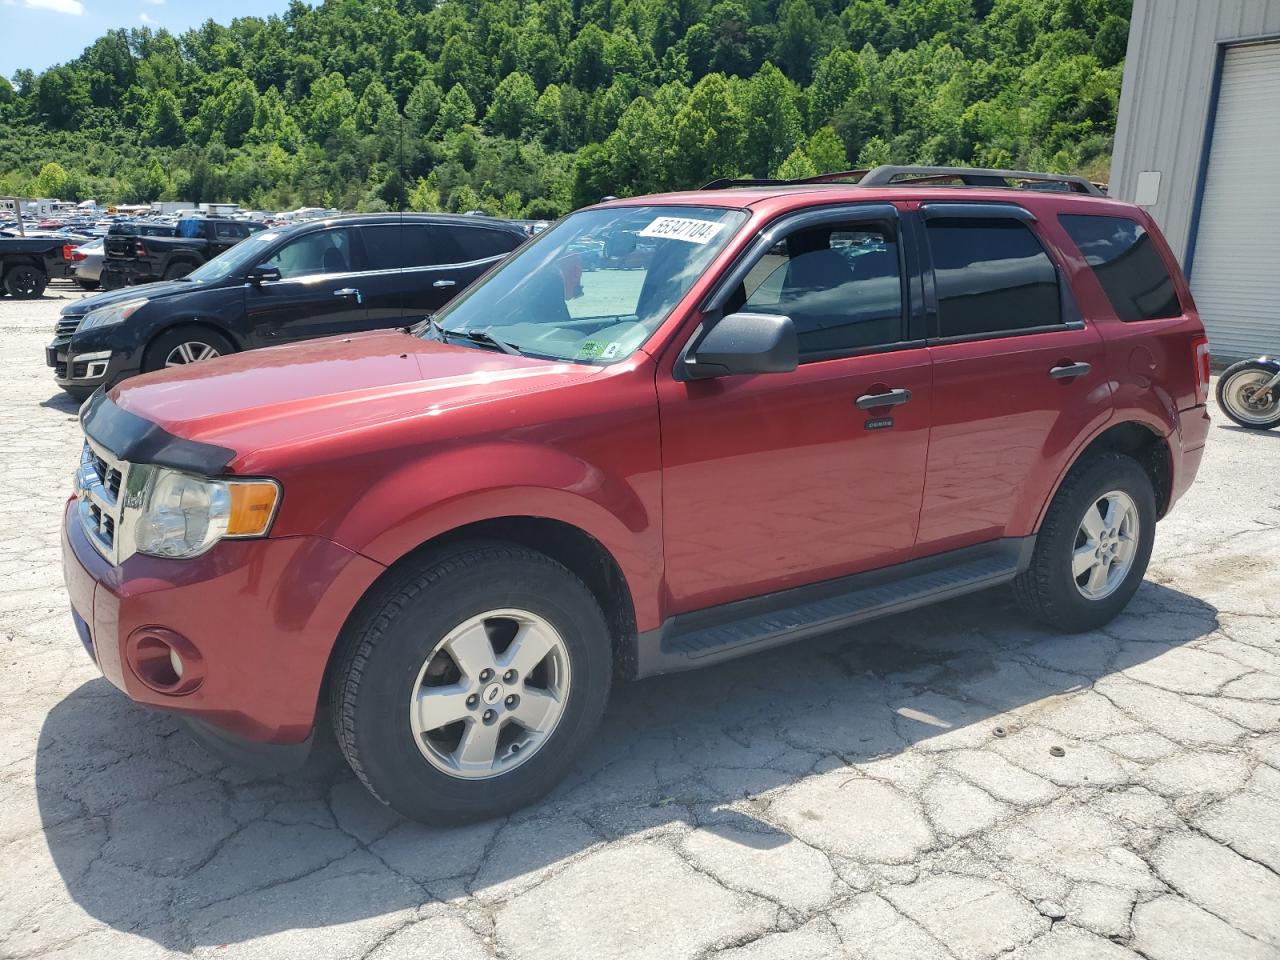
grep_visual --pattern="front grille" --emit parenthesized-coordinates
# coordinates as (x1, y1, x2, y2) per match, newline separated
(76, 441, 130, 563)
(56, 315, 82, 337)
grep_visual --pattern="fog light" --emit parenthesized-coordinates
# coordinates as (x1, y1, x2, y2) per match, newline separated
(126, 627, 204, 695)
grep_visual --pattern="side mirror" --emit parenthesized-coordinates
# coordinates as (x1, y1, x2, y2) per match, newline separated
(247, 264, 281, 285)
(685, 312, 798, 379)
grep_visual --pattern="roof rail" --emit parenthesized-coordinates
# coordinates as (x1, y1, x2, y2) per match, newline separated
(700, 165, 1106, 196)
(856, 165, 1106, 196)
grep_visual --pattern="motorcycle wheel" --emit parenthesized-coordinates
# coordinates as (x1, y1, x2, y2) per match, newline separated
(1217, 360, 1280, 430)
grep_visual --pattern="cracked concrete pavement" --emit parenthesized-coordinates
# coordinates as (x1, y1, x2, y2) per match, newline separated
(3, 285, 1279, 959)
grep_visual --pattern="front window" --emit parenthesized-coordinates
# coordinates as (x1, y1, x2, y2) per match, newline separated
(185, 231, 283, 283)
(427, 205, 747, 363)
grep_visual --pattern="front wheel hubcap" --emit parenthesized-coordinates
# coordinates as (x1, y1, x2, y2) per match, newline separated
(410, 609, 570, 780)
(1223, 371, 1280, 425)
(1072, 490, 1139, 600)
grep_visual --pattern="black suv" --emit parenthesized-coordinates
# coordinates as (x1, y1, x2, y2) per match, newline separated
(48, 213, 526, 398)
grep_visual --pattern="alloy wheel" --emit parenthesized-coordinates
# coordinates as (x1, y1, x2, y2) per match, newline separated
(409, 609, 571, 780)
(1072, 489, 1140, 600)
(164, 341, 221, 366)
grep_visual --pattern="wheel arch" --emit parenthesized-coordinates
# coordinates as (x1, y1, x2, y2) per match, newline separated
(1036, 420, 1173, 531)
(321, 515, 641, 704)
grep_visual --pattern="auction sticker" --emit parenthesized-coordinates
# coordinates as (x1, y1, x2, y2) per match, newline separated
(638, 217, 726, 244)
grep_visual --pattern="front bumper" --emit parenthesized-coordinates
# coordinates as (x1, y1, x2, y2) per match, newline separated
(47, 323, 140, 390)
(62, 498, 385, 745)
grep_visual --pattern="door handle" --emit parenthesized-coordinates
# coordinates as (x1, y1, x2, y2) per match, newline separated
(1049, 361, 1091, 380)
(432, 279, 457, 288)
(855, 388, 912, 410)
(333, 287, 362, 304)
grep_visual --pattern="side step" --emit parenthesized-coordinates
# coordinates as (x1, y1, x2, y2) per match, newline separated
(636, 538, 1034, 678)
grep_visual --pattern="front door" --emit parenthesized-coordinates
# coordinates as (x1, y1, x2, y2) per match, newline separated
(658, 209, 932, 615)
(913, 206, 1113, 555)
(245, 226, 369, 344)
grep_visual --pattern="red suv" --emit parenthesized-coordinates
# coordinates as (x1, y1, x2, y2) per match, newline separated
(62, 167, 1211, 822)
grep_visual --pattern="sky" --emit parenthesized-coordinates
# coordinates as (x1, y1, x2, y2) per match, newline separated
(1, 0, 293, 78)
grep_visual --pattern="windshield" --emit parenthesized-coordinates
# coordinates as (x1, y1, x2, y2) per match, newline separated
(427, 205, 747, 363)
(185, 231, 282, 283)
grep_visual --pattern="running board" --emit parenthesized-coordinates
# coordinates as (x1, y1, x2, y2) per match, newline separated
(635, 537, 1035, 678)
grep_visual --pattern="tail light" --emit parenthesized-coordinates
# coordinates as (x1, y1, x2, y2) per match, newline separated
(62, 244, 80, 261)
(135, 239, 148, 257)
(1192, 335, 1211, 405)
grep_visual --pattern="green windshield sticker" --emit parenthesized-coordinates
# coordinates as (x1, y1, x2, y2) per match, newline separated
(576, 340, 606, 359)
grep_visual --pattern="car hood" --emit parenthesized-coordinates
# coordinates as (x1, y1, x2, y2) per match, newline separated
(64, 280, 202, 315)
(108, 330, 604, 464)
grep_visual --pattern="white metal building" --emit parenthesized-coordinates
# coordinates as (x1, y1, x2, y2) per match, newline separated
(1110, 0, 1280, 360)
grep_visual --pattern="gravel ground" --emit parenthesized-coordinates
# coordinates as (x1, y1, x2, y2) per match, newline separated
(2, 285, 1279, 960)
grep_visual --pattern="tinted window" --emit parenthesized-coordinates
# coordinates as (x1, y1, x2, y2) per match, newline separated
(454, 226, 521, 261)
(263, 228, 353, 278)
(742, 224, 903, 357)
(360, 224, 405, 270)
(403, 224, 456, 267)
(1059, 214, 1181, 321)
(212, 221, 249, 241)
(926, 218, 1061, 337)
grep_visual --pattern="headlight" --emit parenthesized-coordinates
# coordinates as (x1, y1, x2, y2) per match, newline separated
(78, 297, 148, 332)
(132, 467, 280, 559)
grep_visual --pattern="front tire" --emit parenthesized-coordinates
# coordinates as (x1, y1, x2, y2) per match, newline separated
(1014, 453, 1156, 632)
(331, 542, 613, 823)
(1217, 360, 1280, 430)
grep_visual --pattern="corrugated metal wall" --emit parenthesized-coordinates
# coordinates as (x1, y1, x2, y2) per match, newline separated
(1110, 0, 1280, 264)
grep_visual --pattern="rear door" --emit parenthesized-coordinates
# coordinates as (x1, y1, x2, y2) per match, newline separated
(209, 219, 252, 255)
(244, 226, 369, 344)
(354, 219, 406, 327)
(401, 222, 521, 321)
(912, 203, 1112, 556)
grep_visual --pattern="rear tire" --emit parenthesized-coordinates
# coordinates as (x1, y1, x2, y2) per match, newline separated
(162, 262, 194, 281)
(1217, 360, 1280, 430)
(330, 542, 613, 823)
(5, 264, 48, 299)
(142, 326, 235, 373)
(75, 279, 100, 291)
(1014, 453, 1156, 632)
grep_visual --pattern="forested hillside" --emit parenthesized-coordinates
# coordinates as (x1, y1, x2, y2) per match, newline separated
(0, 0, 1129, 216)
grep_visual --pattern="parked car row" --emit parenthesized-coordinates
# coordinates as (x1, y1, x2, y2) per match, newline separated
(47, 212, 527, 396)
(58, 166, 1211, 824)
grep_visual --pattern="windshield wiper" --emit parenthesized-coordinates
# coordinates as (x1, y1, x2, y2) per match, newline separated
(431, 319, 523, 356)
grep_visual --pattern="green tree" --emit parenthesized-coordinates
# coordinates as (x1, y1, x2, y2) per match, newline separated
(810, 50, 868, 128)
(433, 83, 477, 137)
(743, 64, 803, 177)
(484, 72, 538, 138)
(774, 147, 817, 179)
(672, 73, 746, 186)
(32, 162, 72, 198)
(405, 77, 443, 135)
(807, 126, 848, 173)
(774, 0, 821, 84)
(144, 89, 185, 147)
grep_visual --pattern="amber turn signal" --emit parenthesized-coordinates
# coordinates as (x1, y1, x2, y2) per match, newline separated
(226, 481, 281, 537)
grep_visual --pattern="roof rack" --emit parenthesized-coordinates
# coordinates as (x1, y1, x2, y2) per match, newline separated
(700, 165, 1105, 197)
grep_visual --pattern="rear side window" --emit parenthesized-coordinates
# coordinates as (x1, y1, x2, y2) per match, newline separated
(212, 221, 249, 241)
(1059, 214, 1181, 321)
(926, 218, 1061, 338)
(453, 227, 522, 261)
(403, 225, 455, 267)
(359, 224, 405, 270)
